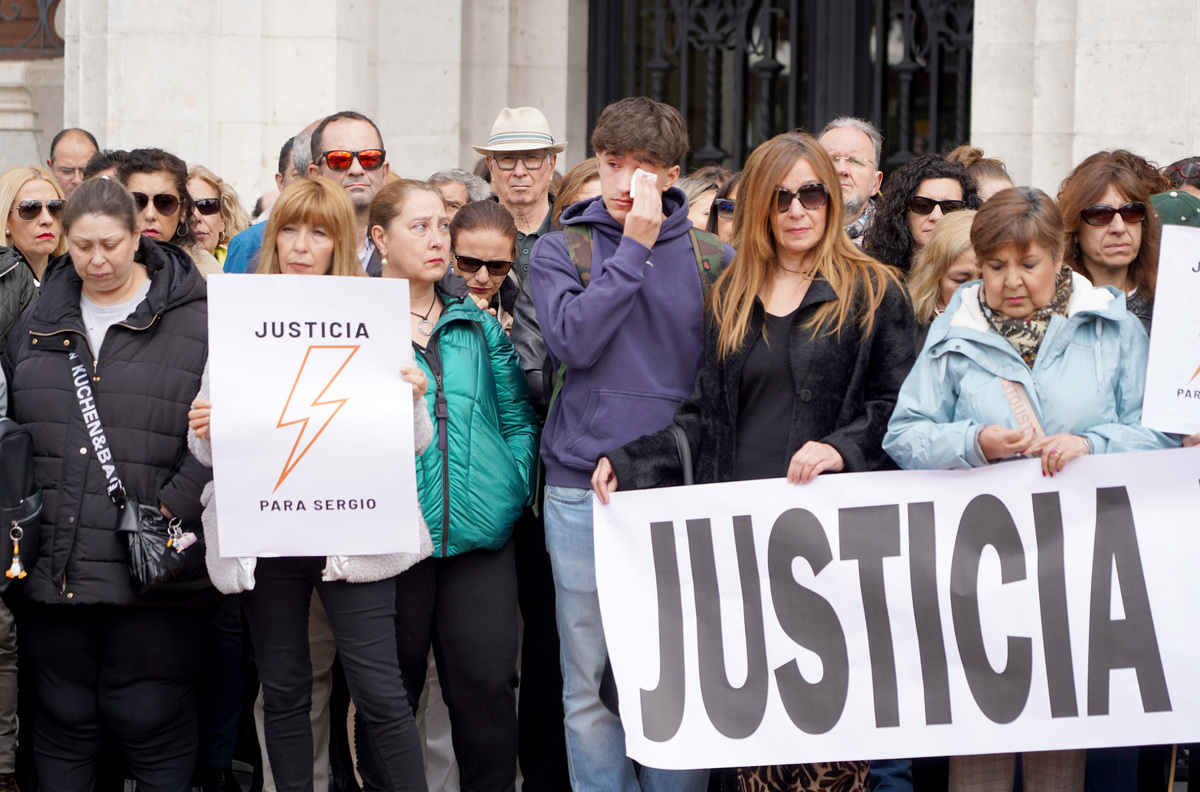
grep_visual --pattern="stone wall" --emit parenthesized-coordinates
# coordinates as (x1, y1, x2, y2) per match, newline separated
(58, 0, 589, 215)
(972, 0, 1199, 193)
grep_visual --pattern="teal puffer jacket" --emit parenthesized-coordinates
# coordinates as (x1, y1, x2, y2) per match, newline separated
(415, 291, 539, 556)
(884, 271, 1176, 471)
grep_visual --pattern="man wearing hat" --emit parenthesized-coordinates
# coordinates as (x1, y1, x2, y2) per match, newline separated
(474, 107, 567, 283)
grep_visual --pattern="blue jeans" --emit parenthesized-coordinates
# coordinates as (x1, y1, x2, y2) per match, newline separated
(543, 485, 708, 792)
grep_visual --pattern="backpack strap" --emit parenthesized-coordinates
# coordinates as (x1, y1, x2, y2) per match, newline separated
(563, 225, 594, 287)
(688, 227, 726, 295)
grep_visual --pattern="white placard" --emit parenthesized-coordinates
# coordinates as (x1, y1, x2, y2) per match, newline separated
(206, 275, 420, 557)
(594, 447, 1200, 769)
(1142, 223, 1200, 434)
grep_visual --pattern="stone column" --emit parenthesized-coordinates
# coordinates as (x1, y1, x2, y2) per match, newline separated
(972, 0, 1200, 193)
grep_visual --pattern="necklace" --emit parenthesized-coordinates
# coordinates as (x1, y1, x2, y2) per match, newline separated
(776, 263, 814, 278)
(410, 292, 438, 337)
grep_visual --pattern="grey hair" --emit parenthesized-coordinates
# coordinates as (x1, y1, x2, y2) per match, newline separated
(291, 128, 316, 176)
(819, 116, 884, 170)
(428, 168, 491, 203)
(674, 175, 719, 205)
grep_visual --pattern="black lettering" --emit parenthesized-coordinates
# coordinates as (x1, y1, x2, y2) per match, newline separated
(839, 504, 902, 728)
(255, 322, 266, 338)
(908, 502, 952, 725)
(768, 508, 848, 735)
(640, 521, 686, 742)
(330, 322, 343, 338)
(259, 500, 268, 511)
(306, 321, 317, 336)
(1088, 487, 1171, 714)
(950, 494, 1032, 724)
(296, 500, 305, 510)
(270, 322, 284, 338)
(288, 321, 301, 338)
(367, 499, 376, 509)
(283, 501, 292, 511)
(356, 323, 369, 338)
(1031, 492, 1078, 718)
(687, 516, 768, 739)
(313, 500, 323, 510)
(336, 499, 346, 509)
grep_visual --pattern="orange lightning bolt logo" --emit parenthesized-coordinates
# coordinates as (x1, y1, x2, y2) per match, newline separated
(274, 345, 360, 492)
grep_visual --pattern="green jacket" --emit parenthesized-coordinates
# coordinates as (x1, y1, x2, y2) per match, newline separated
(414, 291, 539, 556)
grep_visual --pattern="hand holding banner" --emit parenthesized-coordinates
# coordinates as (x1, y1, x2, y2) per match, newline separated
(206, 274, 421, 557)
(595, 448, 1200, 769)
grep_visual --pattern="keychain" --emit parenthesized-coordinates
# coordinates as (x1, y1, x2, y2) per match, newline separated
(6, 525, 25, 580)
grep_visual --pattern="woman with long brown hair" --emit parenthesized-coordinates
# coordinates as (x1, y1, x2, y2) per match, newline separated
(1057, 149, 1167, 331)
(592, 130, 916, 792)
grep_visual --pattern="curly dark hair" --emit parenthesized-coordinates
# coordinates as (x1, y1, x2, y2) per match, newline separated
(116, 148, 195, 246)
(862, 154, 979, 272)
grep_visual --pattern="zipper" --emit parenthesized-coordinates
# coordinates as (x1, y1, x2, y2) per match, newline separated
(31, 314, 160, 382)
(417, 338, 452, 558)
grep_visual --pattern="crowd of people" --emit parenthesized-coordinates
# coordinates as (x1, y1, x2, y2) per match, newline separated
(0, 94, 1193, 792)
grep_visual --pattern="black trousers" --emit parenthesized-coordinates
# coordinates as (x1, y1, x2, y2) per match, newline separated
(240, 557, 425, 792)
(513, 508, 570, 791)
(393, 541, 520, 792)
(20, 602, 211, 792)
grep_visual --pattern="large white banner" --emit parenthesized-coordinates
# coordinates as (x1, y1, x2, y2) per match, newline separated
(1143, 223, 1200, 434)
(594, 448, 1200, 769)
(207, 275, 420, 557)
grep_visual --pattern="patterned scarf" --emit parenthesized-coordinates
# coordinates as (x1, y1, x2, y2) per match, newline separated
(978, 267, 1073, 368)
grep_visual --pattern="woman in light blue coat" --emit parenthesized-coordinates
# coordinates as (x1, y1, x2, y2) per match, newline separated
(883, 187, 1174, 792)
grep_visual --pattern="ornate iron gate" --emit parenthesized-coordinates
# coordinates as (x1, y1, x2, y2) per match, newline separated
(587, 0, 974, 174)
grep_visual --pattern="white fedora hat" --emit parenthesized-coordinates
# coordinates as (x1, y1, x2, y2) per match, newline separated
(473, 107, 568, 155)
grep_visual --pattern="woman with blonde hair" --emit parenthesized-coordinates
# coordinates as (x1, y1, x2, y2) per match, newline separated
(187, 165, 251, 265)
(593, 130, 916, 792)
(0, 165, 66, 279)
(188, 175, 428, 792)
(908, 208, 980, 346)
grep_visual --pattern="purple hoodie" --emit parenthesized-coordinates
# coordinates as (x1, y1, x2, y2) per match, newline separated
(530, 187, 733, 489)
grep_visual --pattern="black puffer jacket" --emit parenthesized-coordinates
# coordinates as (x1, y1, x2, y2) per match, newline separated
(605, 274, 916, 488)
(3, 239, 210, 606)
(0, 246, 38, 348)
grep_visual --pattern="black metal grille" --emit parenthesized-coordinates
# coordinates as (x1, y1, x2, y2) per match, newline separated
(587, 0, 974, 175)
(0, 0, 63, 59)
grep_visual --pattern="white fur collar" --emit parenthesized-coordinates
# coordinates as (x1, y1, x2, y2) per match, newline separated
(948, 270, 1115, 332)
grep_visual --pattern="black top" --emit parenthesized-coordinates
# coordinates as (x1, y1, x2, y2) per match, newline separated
(735, 307, 799, 479)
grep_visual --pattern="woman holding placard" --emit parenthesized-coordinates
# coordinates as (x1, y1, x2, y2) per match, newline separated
(592, 130, 915, 792)
(366, 178, 538, 792)
(188, 176, 430, 792)
(883, 187, 1174, 792)
(4, 175, 212, 791)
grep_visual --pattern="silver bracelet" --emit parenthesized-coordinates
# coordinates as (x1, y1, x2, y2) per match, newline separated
(1079, 435, 1094, 455)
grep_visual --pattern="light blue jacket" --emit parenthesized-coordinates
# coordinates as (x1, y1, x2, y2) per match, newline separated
(883, 271, 1175, 470)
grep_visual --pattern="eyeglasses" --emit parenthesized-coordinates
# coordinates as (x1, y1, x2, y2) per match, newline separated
(1080, 201, 1146, 227)
(492, 153, 547, 171)
(193, 198, 221, 216)
(1166, 162, 1200, 181)
(321, 149, 386, 171)
(773, 183, 829, 213)
(714, 198, 735, 220)
(132, 192, 181, 216)
(12, 199, 65, 221)
(909, 196, 965, 215)
(830, 155, 872, 170)
(454, 253, 514, 277)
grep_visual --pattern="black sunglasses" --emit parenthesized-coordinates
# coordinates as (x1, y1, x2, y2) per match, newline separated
(713, 198, 735, 220)
(909, 196, 965, 215)
(454, 253, 514, 277)
(773, 183, 829, 213)
(12, 199, 64, 221)
(1080, 201, 1146, 227)
(132, 192, 181, 216)
(193, 197, 221, 216)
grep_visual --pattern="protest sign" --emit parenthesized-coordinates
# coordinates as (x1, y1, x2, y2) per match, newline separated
(594, 448, 1200, 768)
(207, 274, 420, 557)
(1142, 223, 1200, 434)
